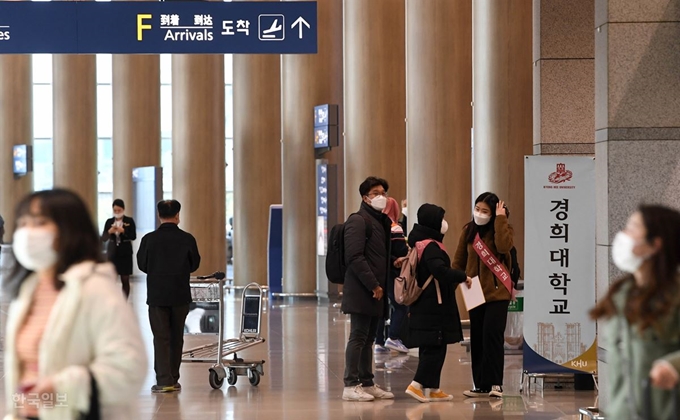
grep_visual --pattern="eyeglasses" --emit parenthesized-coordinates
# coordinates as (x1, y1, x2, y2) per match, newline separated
(367, 192, 388, 198)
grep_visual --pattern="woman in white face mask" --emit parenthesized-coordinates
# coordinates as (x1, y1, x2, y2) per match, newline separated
(452, 192, 515, 399)
(101, 198, 137, 298)
(4, 189, 147, 420)
(591, 205, 680, 420)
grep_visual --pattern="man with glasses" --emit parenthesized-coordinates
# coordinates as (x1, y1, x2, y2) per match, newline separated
(342, 176, 394, 401)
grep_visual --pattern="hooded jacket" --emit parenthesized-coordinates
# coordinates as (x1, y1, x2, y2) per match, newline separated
(341, 202, 392, 317)
(405, 204, 467, 348)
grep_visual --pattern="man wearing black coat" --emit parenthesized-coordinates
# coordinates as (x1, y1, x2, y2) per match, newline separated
(342, 177, 394, 402)
(137, 199, 201, 393)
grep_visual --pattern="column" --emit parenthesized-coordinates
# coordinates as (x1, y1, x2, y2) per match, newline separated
(53, 55, 97, 217)
(0, 55, 32, 231)
(534, 0, 594, 155)
(172, 55, 225, 274)
(406, 0, 472, 320)
(343, 0, 406, 216)
(112, 55, 161, 216)
(595, 1, 680, 410)
(281, 0, 343, 295)
(473, 0, 533, 265)
(232, 54, 281, 287)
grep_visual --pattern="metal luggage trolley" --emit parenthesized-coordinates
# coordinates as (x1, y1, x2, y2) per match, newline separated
(181, 272, 266, 389)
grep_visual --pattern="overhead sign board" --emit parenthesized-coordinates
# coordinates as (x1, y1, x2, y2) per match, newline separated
(0, 1, 317, 54)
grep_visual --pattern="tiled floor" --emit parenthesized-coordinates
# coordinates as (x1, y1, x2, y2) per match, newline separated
(1, 276, 597, 419)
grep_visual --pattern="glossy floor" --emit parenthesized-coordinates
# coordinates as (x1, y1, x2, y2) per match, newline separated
(1, 279, 597, 419)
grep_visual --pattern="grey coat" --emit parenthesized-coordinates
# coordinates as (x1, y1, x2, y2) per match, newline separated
(341, 202, 391, 317)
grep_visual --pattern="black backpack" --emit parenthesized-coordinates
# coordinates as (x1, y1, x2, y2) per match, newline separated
(325, 213, 373, 284)
(509, 247, 521, 286)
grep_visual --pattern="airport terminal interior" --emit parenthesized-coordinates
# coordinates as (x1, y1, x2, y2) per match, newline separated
(1, 0, 679, 419)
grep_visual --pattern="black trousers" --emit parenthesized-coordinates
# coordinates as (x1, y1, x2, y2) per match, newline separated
(344, 313, 379, 387)
(469, 300, 509, 390)
(149, 304, 190, 386)
(414, 344, 448, 389)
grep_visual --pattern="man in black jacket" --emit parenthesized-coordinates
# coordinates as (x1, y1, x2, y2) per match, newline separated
(137, 199, 201, 393)
(342, 177, 394, 402)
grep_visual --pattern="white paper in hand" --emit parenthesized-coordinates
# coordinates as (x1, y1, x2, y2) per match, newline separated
(461, 276, 486, 311)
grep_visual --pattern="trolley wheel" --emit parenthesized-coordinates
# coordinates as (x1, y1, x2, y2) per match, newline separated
(227, 368, 238, 386)
(209, 369, 224, 389)
(249, 370, 261, 386)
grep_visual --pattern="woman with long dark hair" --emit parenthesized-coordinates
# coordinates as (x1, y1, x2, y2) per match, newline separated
(453, 192, 514, 398)
(3, 189, 147, 420)
(591, 205, 680, 420)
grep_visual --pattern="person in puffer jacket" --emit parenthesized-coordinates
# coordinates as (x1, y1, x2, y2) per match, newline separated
(404, 203, 470, 403)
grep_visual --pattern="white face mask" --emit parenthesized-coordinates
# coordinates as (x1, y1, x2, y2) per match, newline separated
(114, 212, 124, 219)
(612, 231, 646, 273)
(473, 211, 491, 226)
(369, 195, 387, 211)
(402, 207, 408, 216)
(12, 227, 58, 272)
(440, 220, 449, 235)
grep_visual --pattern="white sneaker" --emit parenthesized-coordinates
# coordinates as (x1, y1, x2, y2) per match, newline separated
(363, 384, 395, 399)
(343, 385, 375, 402)
(385, 338, 409, 353)
(489, 385, 503, 398)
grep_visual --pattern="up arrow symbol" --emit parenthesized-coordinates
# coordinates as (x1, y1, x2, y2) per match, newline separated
(292, 16, 310, 39)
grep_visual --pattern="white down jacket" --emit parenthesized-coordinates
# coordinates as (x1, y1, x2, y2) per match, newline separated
(4, 261, 147, 420)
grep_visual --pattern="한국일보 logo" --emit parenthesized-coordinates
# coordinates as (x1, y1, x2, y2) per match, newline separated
(548, 163, 573, 184)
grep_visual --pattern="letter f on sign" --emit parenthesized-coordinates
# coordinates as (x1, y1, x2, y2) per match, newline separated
(137, 14, 152, 41)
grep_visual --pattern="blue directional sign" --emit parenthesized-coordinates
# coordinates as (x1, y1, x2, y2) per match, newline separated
(0, 1, 317, 54)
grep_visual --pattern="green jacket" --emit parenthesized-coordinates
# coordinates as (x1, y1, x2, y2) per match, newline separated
(603, 279, 680, 420)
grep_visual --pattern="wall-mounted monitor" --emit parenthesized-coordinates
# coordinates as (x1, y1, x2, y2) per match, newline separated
(13, 144, 33, 176)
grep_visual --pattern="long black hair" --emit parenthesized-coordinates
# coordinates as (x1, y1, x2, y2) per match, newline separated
(465, 192, 510, 243)
(591, 204, 680, 332)
(5, 189, 104, 298)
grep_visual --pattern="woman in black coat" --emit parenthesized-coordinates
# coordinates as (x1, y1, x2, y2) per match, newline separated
(405, 203, 470, 403)
(102, 198, 137, 298)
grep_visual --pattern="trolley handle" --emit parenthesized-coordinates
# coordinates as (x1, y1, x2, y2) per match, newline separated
(192, 271, 226, 280)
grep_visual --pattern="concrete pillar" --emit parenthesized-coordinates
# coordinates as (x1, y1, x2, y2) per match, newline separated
(53, 55, 97, 217)
(112, 54, 161, 216)
(595, 0, 680, 410)
(534, 0, 595, 155)
(0, 55, 32, 232)
(281, 0, 343, 295)
(343, 0, 406, 216)
(172, 54, 226, 274)
(473, 0, 533, 265)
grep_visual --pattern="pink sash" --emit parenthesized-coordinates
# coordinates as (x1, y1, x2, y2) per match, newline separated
(472, 233, 515, 300)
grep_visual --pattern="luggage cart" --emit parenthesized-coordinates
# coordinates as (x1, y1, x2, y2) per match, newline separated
(182, 274, 266, 389)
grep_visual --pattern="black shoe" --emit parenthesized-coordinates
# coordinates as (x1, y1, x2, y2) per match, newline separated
(151, 385, 176, 393)
(173, 383, 182, 391)
(463, 388, 490, 398)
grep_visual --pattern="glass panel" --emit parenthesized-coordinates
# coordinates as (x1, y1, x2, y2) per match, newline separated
(225, 85, 233, 138)
(98, 193, 113, 233)
(98, 138, 113, 193)
(225, 139, 233, 192)
(161, 138, 172, 196)
(97, 84, 113, 138)
(33, 139, 53, 191)
(32, 54, 52, 84)
(96, 54, 112, 85)
(33, 85, 53, 138)
(224, 54, 233, 85)
(161, 85, 172, 138)
(160, 54, 172, 85)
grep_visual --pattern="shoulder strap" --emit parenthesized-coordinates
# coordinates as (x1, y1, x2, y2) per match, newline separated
(420, 275, 442, 305)
(359, 213, 373, 240)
